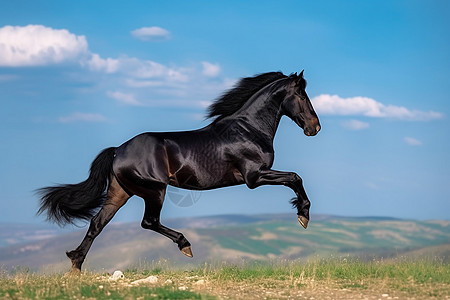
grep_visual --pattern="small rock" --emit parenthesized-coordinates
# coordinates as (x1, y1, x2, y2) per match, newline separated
(131, 275, 158, 285)
(164, 279, 173, 285)
(109, 270, 124, 281)
(382, 294, 389, 298)
(193, 279, 206, 285)
(179, 286, 187, 291)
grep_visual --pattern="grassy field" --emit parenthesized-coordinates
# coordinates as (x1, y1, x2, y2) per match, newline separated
(1, 258, 448, 299)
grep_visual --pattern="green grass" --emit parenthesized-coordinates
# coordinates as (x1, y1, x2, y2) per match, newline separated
(212, 257, 449, 283)
(1, 258, 448, 299)
(0, 273, 204, 299)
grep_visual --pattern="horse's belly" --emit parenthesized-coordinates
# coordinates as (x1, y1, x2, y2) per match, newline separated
(169, 164, 243, 190)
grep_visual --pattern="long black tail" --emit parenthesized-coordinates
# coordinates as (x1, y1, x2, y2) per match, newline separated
(37, 147, 116, 226)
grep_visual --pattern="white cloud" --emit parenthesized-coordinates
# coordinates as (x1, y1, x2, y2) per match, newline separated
(58, 112, 107, 123)
(0, 24, 186, 83)
(131, 27, 171, 41)
(201, 61, 221, 77)
(107, 91, 141, 106)
(85, 53, 119, 73)
(0, 24, 228, 109)
(0, 25, 88, 66)
(87, 54, 190, 83)
(125, 57, 188, 81)
(0, 24, 218, 83)
(404, 137, 422, 146)
(312, 94, 443, 121)
(341, 119, 370, 131)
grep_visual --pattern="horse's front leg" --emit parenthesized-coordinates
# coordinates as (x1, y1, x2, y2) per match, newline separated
(140, 186, 193, 258)
(242, 168, 311, 229)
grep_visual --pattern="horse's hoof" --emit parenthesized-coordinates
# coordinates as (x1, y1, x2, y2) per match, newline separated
(298, 215, 309, 229)
(181, 246, 193, 258)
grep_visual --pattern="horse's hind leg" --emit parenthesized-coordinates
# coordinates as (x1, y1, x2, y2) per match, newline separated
(66, 176, 130, 274)
(140, 186, 193, 257)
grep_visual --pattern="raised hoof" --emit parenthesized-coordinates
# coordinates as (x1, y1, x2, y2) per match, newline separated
(298, 215, 309, 229)
(181, 246, 193, 258)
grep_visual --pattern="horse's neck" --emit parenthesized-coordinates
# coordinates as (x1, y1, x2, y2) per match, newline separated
(234, 92, 284, 140)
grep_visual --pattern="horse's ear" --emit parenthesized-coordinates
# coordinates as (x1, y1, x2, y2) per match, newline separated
(295, 70, 306, 88)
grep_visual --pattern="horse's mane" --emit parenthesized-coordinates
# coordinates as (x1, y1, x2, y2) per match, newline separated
(207, 72, 287, 121)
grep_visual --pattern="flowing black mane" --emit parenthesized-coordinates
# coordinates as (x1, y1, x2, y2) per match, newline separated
(207, 72, 287, 121)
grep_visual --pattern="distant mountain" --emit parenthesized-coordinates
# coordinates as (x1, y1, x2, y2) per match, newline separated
(0, 214, 448, 273)
(0, 223, 72, 248)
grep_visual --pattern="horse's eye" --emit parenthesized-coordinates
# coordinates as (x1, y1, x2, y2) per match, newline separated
(296, 92, 305, 100)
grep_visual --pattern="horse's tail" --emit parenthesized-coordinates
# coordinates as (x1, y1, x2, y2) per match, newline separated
(37, 147, 116, 226)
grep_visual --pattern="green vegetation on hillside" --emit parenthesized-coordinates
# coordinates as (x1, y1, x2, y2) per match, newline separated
(1, 216, 449, 273)
(197, 218, 450, 262)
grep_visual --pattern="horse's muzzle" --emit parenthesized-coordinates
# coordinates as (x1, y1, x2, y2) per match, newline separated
(304, 124, 321, 136)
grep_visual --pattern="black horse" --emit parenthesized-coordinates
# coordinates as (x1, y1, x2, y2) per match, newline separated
(38, 70, 320, 273)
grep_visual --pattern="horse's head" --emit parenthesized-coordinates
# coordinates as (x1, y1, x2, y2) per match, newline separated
(281, 70, 321, 136)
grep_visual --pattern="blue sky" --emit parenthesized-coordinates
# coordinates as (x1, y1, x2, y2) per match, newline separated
(0, 0, 449, 226)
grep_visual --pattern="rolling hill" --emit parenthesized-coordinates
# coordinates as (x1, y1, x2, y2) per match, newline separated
(0, 214, 448, 273)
